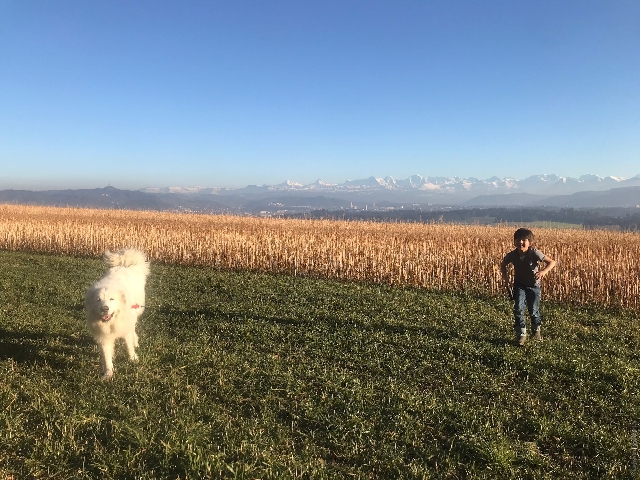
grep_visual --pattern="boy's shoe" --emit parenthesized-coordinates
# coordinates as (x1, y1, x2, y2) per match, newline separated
(533, 329, 543, 341)
(516, 334, 527, 347)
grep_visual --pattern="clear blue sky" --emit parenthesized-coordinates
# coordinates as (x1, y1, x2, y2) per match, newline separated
(1, 0, 638, 190)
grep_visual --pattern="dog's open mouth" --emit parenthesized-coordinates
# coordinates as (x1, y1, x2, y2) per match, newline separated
(101, 313, 113, 322)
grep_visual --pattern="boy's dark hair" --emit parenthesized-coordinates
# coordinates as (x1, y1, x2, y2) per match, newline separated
(514, 228, 535, 243)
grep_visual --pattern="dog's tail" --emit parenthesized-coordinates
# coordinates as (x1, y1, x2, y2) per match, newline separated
(104, 249, 150, 273)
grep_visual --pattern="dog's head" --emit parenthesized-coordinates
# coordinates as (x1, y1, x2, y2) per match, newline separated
(86, 287, 126, 322)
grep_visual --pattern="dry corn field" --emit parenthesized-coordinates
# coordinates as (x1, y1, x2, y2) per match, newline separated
(1, 204, 639, 309)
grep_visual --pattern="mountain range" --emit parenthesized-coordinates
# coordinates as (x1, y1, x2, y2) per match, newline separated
(141, 173, 640, 211)
(2, 173, 640, 213)
(141, 173, 640, 198)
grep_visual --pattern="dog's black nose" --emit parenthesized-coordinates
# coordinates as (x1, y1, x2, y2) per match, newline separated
(100, 305, 109, 313)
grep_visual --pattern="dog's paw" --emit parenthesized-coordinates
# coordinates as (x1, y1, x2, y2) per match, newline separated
(102, 370, 114, 381)
(129, 353, 139, 362)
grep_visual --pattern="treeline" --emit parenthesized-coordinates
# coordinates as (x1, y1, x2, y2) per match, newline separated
(289, 207, 640, 230)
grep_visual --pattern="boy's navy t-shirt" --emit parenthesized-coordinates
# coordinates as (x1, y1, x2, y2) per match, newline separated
(503, 247, 546, 287)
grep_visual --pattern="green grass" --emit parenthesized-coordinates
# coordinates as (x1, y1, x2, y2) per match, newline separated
(0, 250, 639, 479)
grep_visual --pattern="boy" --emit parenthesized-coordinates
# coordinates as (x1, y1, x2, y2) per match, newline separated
(500, 228, 556, 346)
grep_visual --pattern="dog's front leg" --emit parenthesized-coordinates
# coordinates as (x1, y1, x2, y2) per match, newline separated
(100, 341, 115, 379)
(125, 332, 139, 362)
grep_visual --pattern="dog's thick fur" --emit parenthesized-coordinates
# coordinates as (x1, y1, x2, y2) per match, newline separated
(84, 249, 150, 379)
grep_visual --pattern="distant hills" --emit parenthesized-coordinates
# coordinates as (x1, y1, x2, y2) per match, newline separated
(2, 174, 640, 214)
(465, 186, 640, 208)
(0, 186, 172, 210)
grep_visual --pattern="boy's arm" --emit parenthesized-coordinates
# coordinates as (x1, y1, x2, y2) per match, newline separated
(535, 255, 556, 280)
(500, 257, 510, 285)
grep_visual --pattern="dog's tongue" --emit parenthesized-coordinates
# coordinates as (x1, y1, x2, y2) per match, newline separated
(102, 313, 111, 321)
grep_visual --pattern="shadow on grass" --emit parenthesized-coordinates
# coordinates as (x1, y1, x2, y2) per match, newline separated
(0, 327, 92, 369)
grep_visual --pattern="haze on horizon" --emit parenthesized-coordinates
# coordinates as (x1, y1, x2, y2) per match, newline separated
(1, 1, 638, 191)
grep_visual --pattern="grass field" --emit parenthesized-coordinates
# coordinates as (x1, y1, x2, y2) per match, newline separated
(0, 250, 639, 479)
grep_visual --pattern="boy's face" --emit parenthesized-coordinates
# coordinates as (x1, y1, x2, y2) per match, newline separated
(514, 237, 531, 254)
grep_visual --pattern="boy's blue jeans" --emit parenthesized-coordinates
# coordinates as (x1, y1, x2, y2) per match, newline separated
(513, 282, 542, 336)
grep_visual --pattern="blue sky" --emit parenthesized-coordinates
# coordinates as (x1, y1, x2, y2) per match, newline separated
(1, 0, 638, 190)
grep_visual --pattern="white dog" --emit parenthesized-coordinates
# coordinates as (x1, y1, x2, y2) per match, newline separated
(84, 249, 150, 379)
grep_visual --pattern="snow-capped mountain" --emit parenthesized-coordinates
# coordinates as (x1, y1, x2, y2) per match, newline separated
(141, 174, 640, 198)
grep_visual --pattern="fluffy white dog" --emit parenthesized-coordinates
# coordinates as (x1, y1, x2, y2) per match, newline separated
(84, 249, 150, 379)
